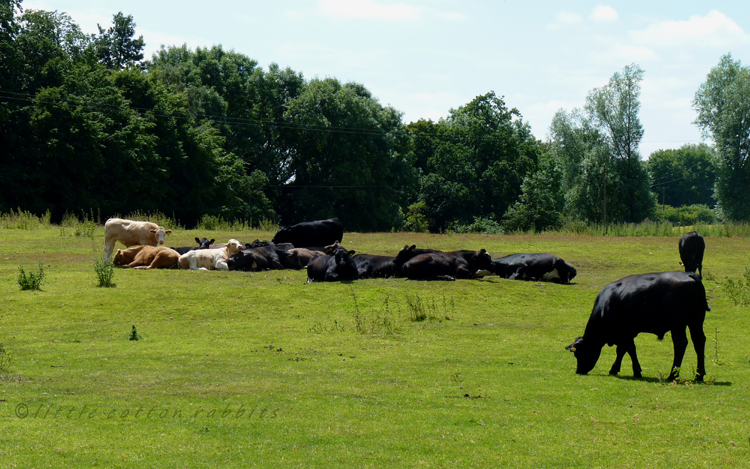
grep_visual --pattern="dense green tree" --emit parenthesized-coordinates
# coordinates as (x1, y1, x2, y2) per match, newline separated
(648, 144, 717, 208)
(693, 54, 750, 220)
(409, 92, 540, 231)
(280, 78, 415, 230)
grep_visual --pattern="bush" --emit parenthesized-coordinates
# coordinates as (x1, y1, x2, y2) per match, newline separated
(94, 254, 116, 288)
(655, 204, 718, 225)
(449, 217, 503, 234)
(18, 261, 45, 291)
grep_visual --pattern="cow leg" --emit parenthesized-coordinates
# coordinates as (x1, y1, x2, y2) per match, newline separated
(667, 327, 689, 381)
(104, 238, 116, 261)
(215, 260, 229, 271)
(689, 323, 707, 381)
(609, 346, 626, 376)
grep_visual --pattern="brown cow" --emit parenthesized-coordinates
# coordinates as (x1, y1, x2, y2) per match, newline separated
(289, 248, 327, 266)
(104, 218, 172, 260)
(112, 246, 180, 269)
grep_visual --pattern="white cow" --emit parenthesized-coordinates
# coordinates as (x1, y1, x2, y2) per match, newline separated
(178, 239, 244, 270)
(104, 218, 172, 261)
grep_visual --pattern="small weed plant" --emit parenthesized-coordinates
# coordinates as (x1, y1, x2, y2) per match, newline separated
(406, 293, 455, 322)
(0, 344, 11, 373)
(18, 260, 45, 291)
(129, 325, 141, 341)
(94, 254, 116, 288)
(352, 291, 397, 335)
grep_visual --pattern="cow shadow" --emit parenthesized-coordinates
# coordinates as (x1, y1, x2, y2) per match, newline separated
(614, 375, 732, 386)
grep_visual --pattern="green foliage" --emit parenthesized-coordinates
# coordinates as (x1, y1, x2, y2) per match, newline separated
(93, 12, 144, 69)
(0, 209, 51, 229)
(694, 54, 750, 221)
(723, 268, 750, 306)
(648, 144, 717, 208)
(129, 325, 141, 341)
(449, 217, 504, 235)
(405, 293, 455, 322)
(406, 93, 541, 232)
(94, 254, 116, 288)
(655, 204, 717, 226)
(351, 291, 397, 335)
(398, 201, 430, 233)
(17, 260, 45, 291)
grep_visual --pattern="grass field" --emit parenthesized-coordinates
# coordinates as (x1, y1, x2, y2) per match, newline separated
(1, 227, 749, 468)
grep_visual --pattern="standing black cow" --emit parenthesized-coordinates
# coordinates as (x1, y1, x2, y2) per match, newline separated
(679, 231, 705, 278)
(486, 253, 577, 284)
(306, 244, 358, 282)
(566, 271, 709, 381)
(400, 249, 492, 281)
(272, 218, 344, 248)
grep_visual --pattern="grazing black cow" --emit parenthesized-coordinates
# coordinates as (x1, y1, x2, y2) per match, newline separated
(566, 271, 709, 381)
(486, 253, 577, 284)
(227, 245, 302, 271)
(401, 249, 492, 281)
(306, 244, 358, 282)
(170, 237, 214, 255)
(679, 231, 705, 278)
(272, 218, 344, 248)
(353, 254, 396, 279)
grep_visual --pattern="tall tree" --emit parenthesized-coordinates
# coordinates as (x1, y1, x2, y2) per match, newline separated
(94, 12, 144, 69)
(693, 54, 750, 220)
(549, 64, 656, 224)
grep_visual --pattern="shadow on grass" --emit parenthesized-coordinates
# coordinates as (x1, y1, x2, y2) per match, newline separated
(613, 375, 732, 386)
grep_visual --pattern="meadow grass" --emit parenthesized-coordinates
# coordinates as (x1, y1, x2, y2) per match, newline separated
(1, 227, 749, 467)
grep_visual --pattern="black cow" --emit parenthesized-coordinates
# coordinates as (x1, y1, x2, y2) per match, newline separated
(393, 245, 439, 277)
(566, 271, 709, 381)
(272, 218, 344, 248)
(353, 254, 396, 279)
(170, 237, 214, 255)
(306, 245, 358, 282)
(227, 245, 302, 271)
(486, 253, 577, 284)
(679, 231, 705, 278)
(400, 249, 492, 281)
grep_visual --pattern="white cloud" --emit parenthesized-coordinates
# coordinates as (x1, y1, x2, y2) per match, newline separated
(556, 11, 583, 25)
(318, 0, 420, 21)
(630, 10, 750, 49)
(591, 5, 618, 22)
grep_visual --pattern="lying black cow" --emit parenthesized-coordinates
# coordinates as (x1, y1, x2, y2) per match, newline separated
(170, 237, 214, 255)
(353, 254, 396, 279)
(486, 253, 577, 284)
(679, 231, 705, 278)
(566, 271, 709, 381)
(393, 245, 438, 277)
(400, 249, 492, 281)
(227, 244, 302, 271)
(306, 244, 358, 282)
(272, 218, 344, 248)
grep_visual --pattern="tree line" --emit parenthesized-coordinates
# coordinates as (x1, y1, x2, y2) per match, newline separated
(1, 3, 747, 231)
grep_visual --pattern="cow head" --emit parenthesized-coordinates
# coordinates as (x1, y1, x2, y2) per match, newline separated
(566, 337, 601, 375)
(471, 249, 492, 271)
(195, 237, 215, 249)
(227, 249, 257, 271)
(271, 226, 290, 244)
(226, 239, 244, 255)
(149, 227, 172, 245)
(112, 249, 127, 266)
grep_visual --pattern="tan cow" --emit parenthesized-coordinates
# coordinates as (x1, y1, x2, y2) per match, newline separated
(112, 246, 180, 269)
(288, 248, 327, 267)
(104, 218, 172, 261)
(178, 239, 244, 270)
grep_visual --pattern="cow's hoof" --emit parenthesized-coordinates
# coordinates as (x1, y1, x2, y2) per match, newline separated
(695, 374, 704, 383)
(608, 370, 619, 376)
(633, 371, 642, 379)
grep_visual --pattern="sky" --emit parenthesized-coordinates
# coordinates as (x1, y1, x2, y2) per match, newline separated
(21, 0, 750, 158)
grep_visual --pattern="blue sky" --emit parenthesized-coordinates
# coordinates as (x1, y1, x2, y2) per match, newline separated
(23, 0, 750, 158)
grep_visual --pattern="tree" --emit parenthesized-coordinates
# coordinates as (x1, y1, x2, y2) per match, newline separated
(693, 54, 750, 220)
(549, 64, 656, 224)
(408, 92, 540, 231)
(94, 12, 144, 69)
(648, 144, 717, 208)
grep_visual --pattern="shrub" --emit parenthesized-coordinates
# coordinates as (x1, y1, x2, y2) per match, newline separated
(724, 268, 750, 306)
(18, 261, 45, 291)
(94, 254, 116, 288)
(449, 217, 503, 235)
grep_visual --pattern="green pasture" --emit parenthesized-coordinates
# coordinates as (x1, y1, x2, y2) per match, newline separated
(1, 228, 749, 468)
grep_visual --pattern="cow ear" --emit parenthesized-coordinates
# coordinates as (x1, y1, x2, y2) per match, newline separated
(150, 229, 157, 234)
(409, 245, 416, 251)
(210, 239, 215, 244)
(195, 237, 200, 243)
(348, 250, 356, 256)
(165, 230, 172, 234)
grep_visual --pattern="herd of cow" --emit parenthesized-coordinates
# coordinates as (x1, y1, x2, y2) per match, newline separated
(102, 217, 710, 382)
